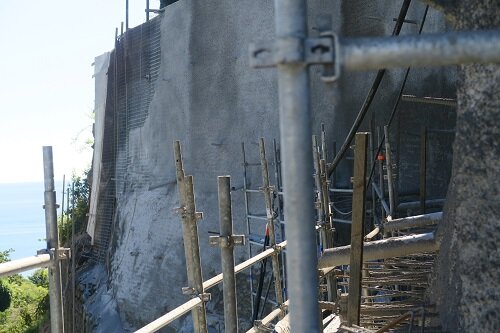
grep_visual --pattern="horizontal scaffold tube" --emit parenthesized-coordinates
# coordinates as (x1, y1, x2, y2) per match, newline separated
(0, 254, 51, 277)
(134, 240, 287, 333)
(340, 30, 500, 71)
(318, 233, 438, 269)
(383, 212, 442, 232)
(134, 297, 202, 333)
(246, 301, 290, 333)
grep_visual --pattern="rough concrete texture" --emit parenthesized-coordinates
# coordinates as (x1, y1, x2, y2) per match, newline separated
(425, 1, 500, 332)
(88, 1, 456, 331)
(107, 1, 339, 330)
(79, 264, 125, 333)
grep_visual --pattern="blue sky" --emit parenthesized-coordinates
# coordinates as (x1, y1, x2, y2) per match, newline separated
(0, 1, 157, 183)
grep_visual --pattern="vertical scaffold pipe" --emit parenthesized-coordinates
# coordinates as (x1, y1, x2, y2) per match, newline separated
(274, 0, 319, 331)
(384, 126, 395, 218)
(259, 138, 285, 318)
(174, 141, 208, 333)
(218, 176, 239, 333)
(43, 147, 65, 333)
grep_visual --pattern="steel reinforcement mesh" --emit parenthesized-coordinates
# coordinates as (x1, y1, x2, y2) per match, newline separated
(91, 17, 162, 263)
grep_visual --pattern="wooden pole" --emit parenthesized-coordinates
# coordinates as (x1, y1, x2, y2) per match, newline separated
(347, 133, 368, 326)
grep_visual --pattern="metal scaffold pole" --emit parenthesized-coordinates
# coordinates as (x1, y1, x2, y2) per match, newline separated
(174, 141, 208, 333)
(383, 126, 395, 218)
(275, 0, 319, 331)
(213, 176, 244, 333)
(258, 138, 284, 317)
(43, 146, 65, 333)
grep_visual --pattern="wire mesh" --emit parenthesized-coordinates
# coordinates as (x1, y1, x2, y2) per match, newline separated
(91, 16, 162, 263)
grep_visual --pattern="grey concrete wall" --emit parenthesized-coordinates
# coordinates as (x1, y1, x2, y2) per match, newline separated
(425, 1, 500, 332)
(87, 1, 457, 331)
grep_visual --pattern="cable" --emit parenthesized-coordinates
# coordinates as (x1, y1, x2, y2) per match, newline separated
(327, 0, 413, 178)
(366, 5, 430, 188)
(252, 226, 270, 322)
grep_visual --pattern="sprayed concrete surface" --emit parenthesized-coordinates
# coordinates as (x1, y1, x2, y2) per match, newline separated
(85, 1, 456, 331)
(426, 1, 500, 332)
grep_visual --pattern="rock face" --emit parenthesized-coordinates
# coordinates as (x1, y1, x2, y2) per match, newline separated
(86, 1, 456, 331)
(427, 1, 500, 332)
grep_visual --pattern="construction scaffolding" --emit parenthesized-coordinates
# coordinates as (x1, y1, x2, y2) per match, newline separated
(74, 0, 500, 332)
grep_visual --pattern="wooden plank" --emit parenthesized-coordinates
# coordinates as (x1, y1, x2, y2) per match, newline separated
(347, 133, 368, 326)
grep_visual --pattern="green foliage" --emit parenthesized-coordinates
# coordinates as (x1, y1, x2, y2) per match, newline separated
(59, 171, 90, 246)
(0, 282, 11, 312)
(28, 269, 48, 289)
(0, 273, 48, 333)
(0, 249, 12, 264)
(0, 250, 49, 332)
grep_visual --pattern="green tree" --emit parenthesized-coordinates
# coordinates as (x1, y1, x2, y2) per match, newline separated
(28, 269, 48, 289)
(0, 282, 11, 312)
(59, 171, 90, 246)
(0, 249, 12, 312)
(0, 249, 12, 264)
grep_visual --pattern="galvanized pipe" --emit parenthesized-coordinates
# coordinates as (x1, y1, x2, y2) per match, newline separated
(340, 30, 500, 71)
(383, 212, 442, 232)
(383, 126, 395, 218)
(259, 138, 285, 317)
(135, 240, 287, 333)
(134, 297, 203, 333)
(184, 176, 208, 333)
(43, 146, 65, 333)
(318, 232, 438, 269)
(275, 0, 319, 331)
(241, 143, 255, 315)
(401, 94, 457, 107)
(0, 254, 51, 277)
(203, 240, 287, 290)
(174, 141, 207, 333)
(397, 199, 445, 211)
(217, 176, 239, 333)
(246, 301, 290, 333)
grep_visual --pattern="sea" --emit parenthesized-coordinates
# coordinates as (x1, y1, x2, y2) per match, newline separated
(0, 181, 63, 275)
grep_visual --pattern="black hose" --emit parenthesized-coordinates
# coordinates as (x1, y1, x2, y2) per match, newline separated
(366, 5, 430, 188)
(327, 0, 413, 178)
(252, 228, 270, 322)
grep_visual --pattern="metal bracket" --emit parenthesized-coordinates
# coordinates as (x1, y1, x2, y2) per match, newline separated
(249, 33, 340, 82)
(249, 36, 334, 68)
(174, 206, 186, 217)
(258, 185, 276, 194)
(199, 293, 211, 303)
(253, 320, 274, 332)
(174, 207, 203, 221)
(209, 235, 246, 248)
(182, 287, 196, 295)
(45, 247, 71, 260)
(272, 243, 283, 253)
